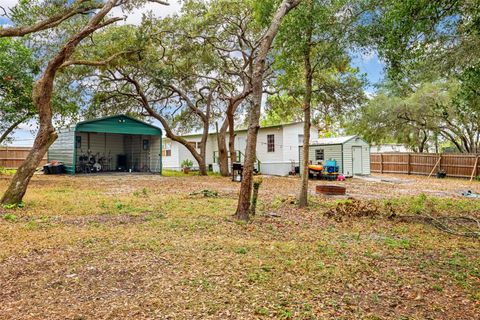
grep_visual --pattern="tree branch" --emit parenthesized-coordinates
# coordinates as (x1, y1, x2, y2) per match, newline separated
(0, 113, 33, 144)
(0, 0, 103, 38)
(60, 50, 138, 68)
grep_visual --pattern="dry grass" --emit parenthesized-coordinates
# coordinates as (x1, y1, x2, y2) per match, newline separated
(0, 173, 479, 319)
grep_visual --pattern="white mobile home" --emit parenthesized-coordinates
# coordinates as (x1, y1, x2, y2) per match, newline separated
(163, 122, 319, 176)
(299, 135, 370, 177)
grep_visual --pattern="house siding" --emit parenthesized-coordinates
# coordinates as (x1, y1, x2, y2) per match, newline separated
(342, 137, 370, 176)
(166, 135, 216, 170)
(299, 136, 370, 176)
(165, 122, 321, 176)
(162, 138, 180, 170)
(299, 144, 343, 174)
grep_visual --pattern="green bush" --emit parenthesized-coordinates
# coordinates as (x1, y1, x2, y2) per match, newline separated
(181, 159, 193, 168)
(0, 167, 16, 175)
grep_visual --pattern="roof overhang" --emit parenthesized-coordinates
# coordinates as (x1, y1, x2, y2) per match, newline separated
(75, 114, 162, 136)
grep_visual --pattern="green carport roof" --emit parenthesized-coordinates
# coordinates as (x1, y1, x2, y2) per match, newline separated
(75, 114, 162, 136)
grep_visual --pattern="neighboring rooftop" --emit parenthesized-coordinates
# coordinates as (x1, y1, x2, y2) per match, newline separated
(314, 135, 358, 145)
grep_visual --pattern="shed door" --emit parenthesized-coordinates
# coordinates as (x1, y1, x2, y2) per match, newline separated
(352, 146, 363, 174)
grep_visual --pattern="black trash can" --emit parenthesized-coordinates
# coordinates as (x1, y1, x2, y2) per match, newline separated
(43, 164, 51, 174)
(50, 164, 65, 174)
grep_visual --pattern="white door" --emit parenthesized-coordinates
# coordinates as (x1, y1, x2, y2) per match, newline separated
(352, 146, 363, 174)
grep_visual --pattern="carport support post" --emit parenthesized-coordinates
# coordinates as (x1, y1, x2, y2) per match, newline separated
(159, 136, 163, 175)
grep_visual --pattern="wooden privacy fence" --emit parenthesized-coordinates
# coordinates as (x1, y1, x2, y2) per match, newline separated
(0, 147, 47, 168)
(371, 153, 480, 179)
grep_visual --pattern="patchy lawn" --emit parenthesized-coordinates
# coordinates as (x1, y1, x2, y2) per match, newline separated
(0, 173, 479, 319)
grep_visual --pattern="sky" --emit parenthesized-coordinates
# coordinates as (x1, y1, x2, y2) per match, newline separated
(2, 0, 384, 146)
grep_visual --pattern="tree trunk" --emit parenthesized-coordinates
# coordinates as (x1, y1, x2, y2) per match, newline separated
(199, 123, 209, 176)
(235, 0, 301, 220)
(198, 158, 207, 175)
(298, 4, 313, 208)
(217, 120, 230, 176)
(216, 115, 237, 177)
(196, 84, 212, 176)
(218, 95, 247, 176)
(1, 72, 58, 205)
(0, 119, 57, 204)
(1, 0, 119, 205)
(228, 109, 237, 165)
(235, 101, 261, 220)
(298, 65, 312, 206)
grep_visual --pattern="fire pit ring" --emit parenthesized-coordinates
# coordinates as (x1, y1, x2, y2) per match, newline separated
(316, 185, 346, 195)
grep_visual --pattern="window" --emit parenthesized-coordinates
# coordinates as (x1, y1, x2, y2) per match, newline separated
(187, 141, 202, 150)
(162, 141, 172, 157)
(315, 149, 324, 161)
(298, 134, 304, 145)
(267, 134, 275, 152)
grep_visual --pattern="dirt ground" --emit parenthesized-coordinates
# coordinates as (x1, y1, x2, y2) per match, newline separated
(0, 172, 479, 319)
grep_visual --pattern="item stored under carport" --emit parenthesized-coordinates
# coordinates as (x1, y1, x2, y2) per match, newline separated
(43, 161, 65, 174)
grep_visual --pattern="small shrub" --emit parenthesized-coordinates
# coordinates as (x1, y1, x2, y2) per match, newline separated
(3, 203, 16, 210)
(473, 291, 480, 302)
(181, 159, 193, 168)
(431, 284, 444, 292)
(255, 307, 269, 316)
(0, 167, 16, 175)
(3, 213, 17, 222)
(134, 188, 149, 197)
(247, 270, 271, 283)
(2, 202, 24, 210)
(409, 193, 427, 214)
(384, 237, 411, 249)
(260, 265, 272, 272)
(235, 247, 248, 254)
(278, 307, 293, 319)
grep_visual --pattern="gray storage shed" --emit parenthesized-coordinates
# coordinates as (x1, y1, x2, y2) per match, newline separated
(299, 135, 370, 177)
(48, 115, 163, 174)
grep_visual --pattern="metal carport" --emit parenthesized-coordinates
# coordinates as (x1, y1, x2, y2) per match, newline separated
(48, 115, 163, 174)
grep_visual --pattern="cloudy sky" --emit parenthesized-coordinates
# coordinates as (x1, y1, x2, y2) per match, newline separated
(1, 0, 383, 146)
